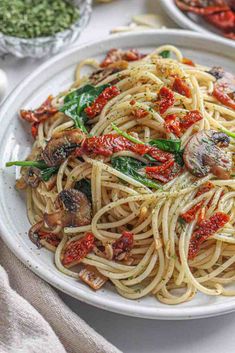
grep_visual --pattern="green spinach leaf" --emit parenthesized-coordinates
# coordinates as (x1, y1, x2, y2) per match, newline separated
(111, 156, 160, 189)
(149, 138, 181, 153)
(61, 84, 109, 132)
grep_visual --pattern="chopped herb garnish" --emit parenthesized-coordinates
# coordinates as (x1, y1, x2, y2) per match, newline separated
(0, 0, 80, 39)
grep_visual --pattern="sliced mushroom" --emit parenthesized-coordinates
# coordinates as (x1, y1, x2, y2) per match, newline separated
(79, 265, 108, 290)
(44, 189, 91, 228)
(43, 129, 85, 167)
(22, 167, 42, 188)
(183, 130, 232, 179)
(208, 66, 225, 80)
(89, 60, 128, 85)
(28, 221, 44, 248)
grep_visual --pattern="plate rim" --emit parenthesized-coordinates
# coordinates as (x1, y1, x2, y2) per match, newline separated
(160, 0, 235, 48)
(1, 29, 235, 320)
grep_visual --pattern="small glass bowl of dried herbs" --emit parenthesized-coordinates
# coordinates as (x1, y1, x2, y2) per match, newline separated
(0, 0, 92, 58)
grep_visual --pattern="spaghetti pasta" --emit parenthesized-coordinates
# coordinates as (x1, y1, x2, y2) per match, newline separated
(7, 45, 235, 304)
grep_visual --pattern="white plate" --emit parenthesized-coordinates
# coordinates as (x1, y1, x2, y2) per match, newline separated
(161, 0, 235, 48)
(0, 30, 235, 320)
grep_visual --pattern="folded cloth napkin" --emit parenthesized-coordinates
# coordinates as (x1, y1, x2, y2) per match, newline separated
(0, 238, 122, 353)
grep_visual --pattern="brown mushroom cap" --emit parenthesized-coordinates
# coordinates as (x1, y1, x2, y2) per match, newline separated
(28, 221, 44, 248)
(44, 189, 92, 228)
(42, 129, 85, 167)
(22, 167, 42, 188)
(183, 130, 232, 179)
(89, 60, 128, 85)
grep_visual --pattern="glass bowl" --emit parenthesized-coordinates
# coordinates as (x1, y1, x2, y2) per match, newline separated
(0, 0, 92, 58)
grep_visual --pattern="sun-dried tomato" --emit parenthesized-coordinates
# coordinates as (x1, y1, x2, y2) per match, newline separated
(100, 48, 145, 68)
(172, 77, 191, 98)
(165, 110, 202, 137)
(131, 108, 148, 119)
(165, 114, 182, 137)
(188, 212, 229, 260)
(20, 96, 57, 138)
(213, 84, 235, 110)
(31, 123, 39, 139)
(112, 231, 134, 259)
(225, 31, 235, 39)
(181, 201, 204, 223)
(158, 86, 175, 114)
(196, 182, 214, 197)
(175, 0, 229, 15)
(180, 110, 203, 130)
(85, 86, 120, 119)
(205, 10, 235, 31)
(63, 232, 94, 266)
(20, 96, 57, 124)
(38, 231, 60, 247)
(81, 134, 172, 162)
(182, 57, 195, 66)
(146, 159, 181, 183)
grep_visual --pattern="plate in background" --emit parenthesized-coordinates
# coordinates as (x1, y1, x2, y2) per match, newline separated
(161, 0, 235, 48)
(0, 30, 234, 320)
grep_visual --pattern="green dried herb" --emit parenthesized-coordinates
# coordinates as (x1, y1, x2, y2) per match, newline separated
(0, 0, 80, 39)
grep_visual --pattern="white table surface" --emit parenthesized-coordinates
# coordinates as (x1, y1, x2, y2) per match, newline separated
(1, 1, 235, 352)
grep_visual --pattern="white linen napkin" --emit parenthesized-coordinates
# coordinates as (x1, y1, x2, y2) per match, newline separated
(0, 238, 122, 353)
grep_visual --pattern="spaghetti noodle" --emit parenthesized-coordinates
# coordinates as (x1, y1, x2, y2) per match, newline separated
(7, 45, 235, 305)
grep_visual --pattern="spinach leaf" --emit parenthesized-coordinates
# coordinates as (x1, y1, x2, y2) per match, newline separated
(111, 156, 160, 189)
(74, 178, 92, 201)
(149, 138, 181, 153)
(159, 50, 170, 58)
(61, 84, 109, 132)
(6, 160, 58, 182)
(174, 151, 184, 167)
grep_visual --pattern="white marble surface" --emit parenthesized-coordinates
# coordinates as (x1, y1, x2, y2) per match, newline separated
(1, 1, 235, 352)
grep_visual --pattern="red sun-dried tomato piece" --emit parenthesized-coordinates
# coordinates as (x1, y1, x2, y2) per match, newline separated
(20, 96, 57, 138)
(196, 182, 214, 197)
(20, 96, 57, 124)
(100, 48, 145, 68)
(180, 110, 203, 130)
(181, 201, 204, 223)
(188, 212, 229, 260)
(205, 10, 235, 31)
(158, 86, 175, 114)
(213, 84, 235, 110)
(85, 86, 120, 119)
(63, 232, 94, 266)
(81, 134, 172, 162)
(131, 108, 149, 119)
(172, 77, 191, 98)
(112, 231, 134, 259)
(165, 114, 182, 137)
(146, 159, 181, 183)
